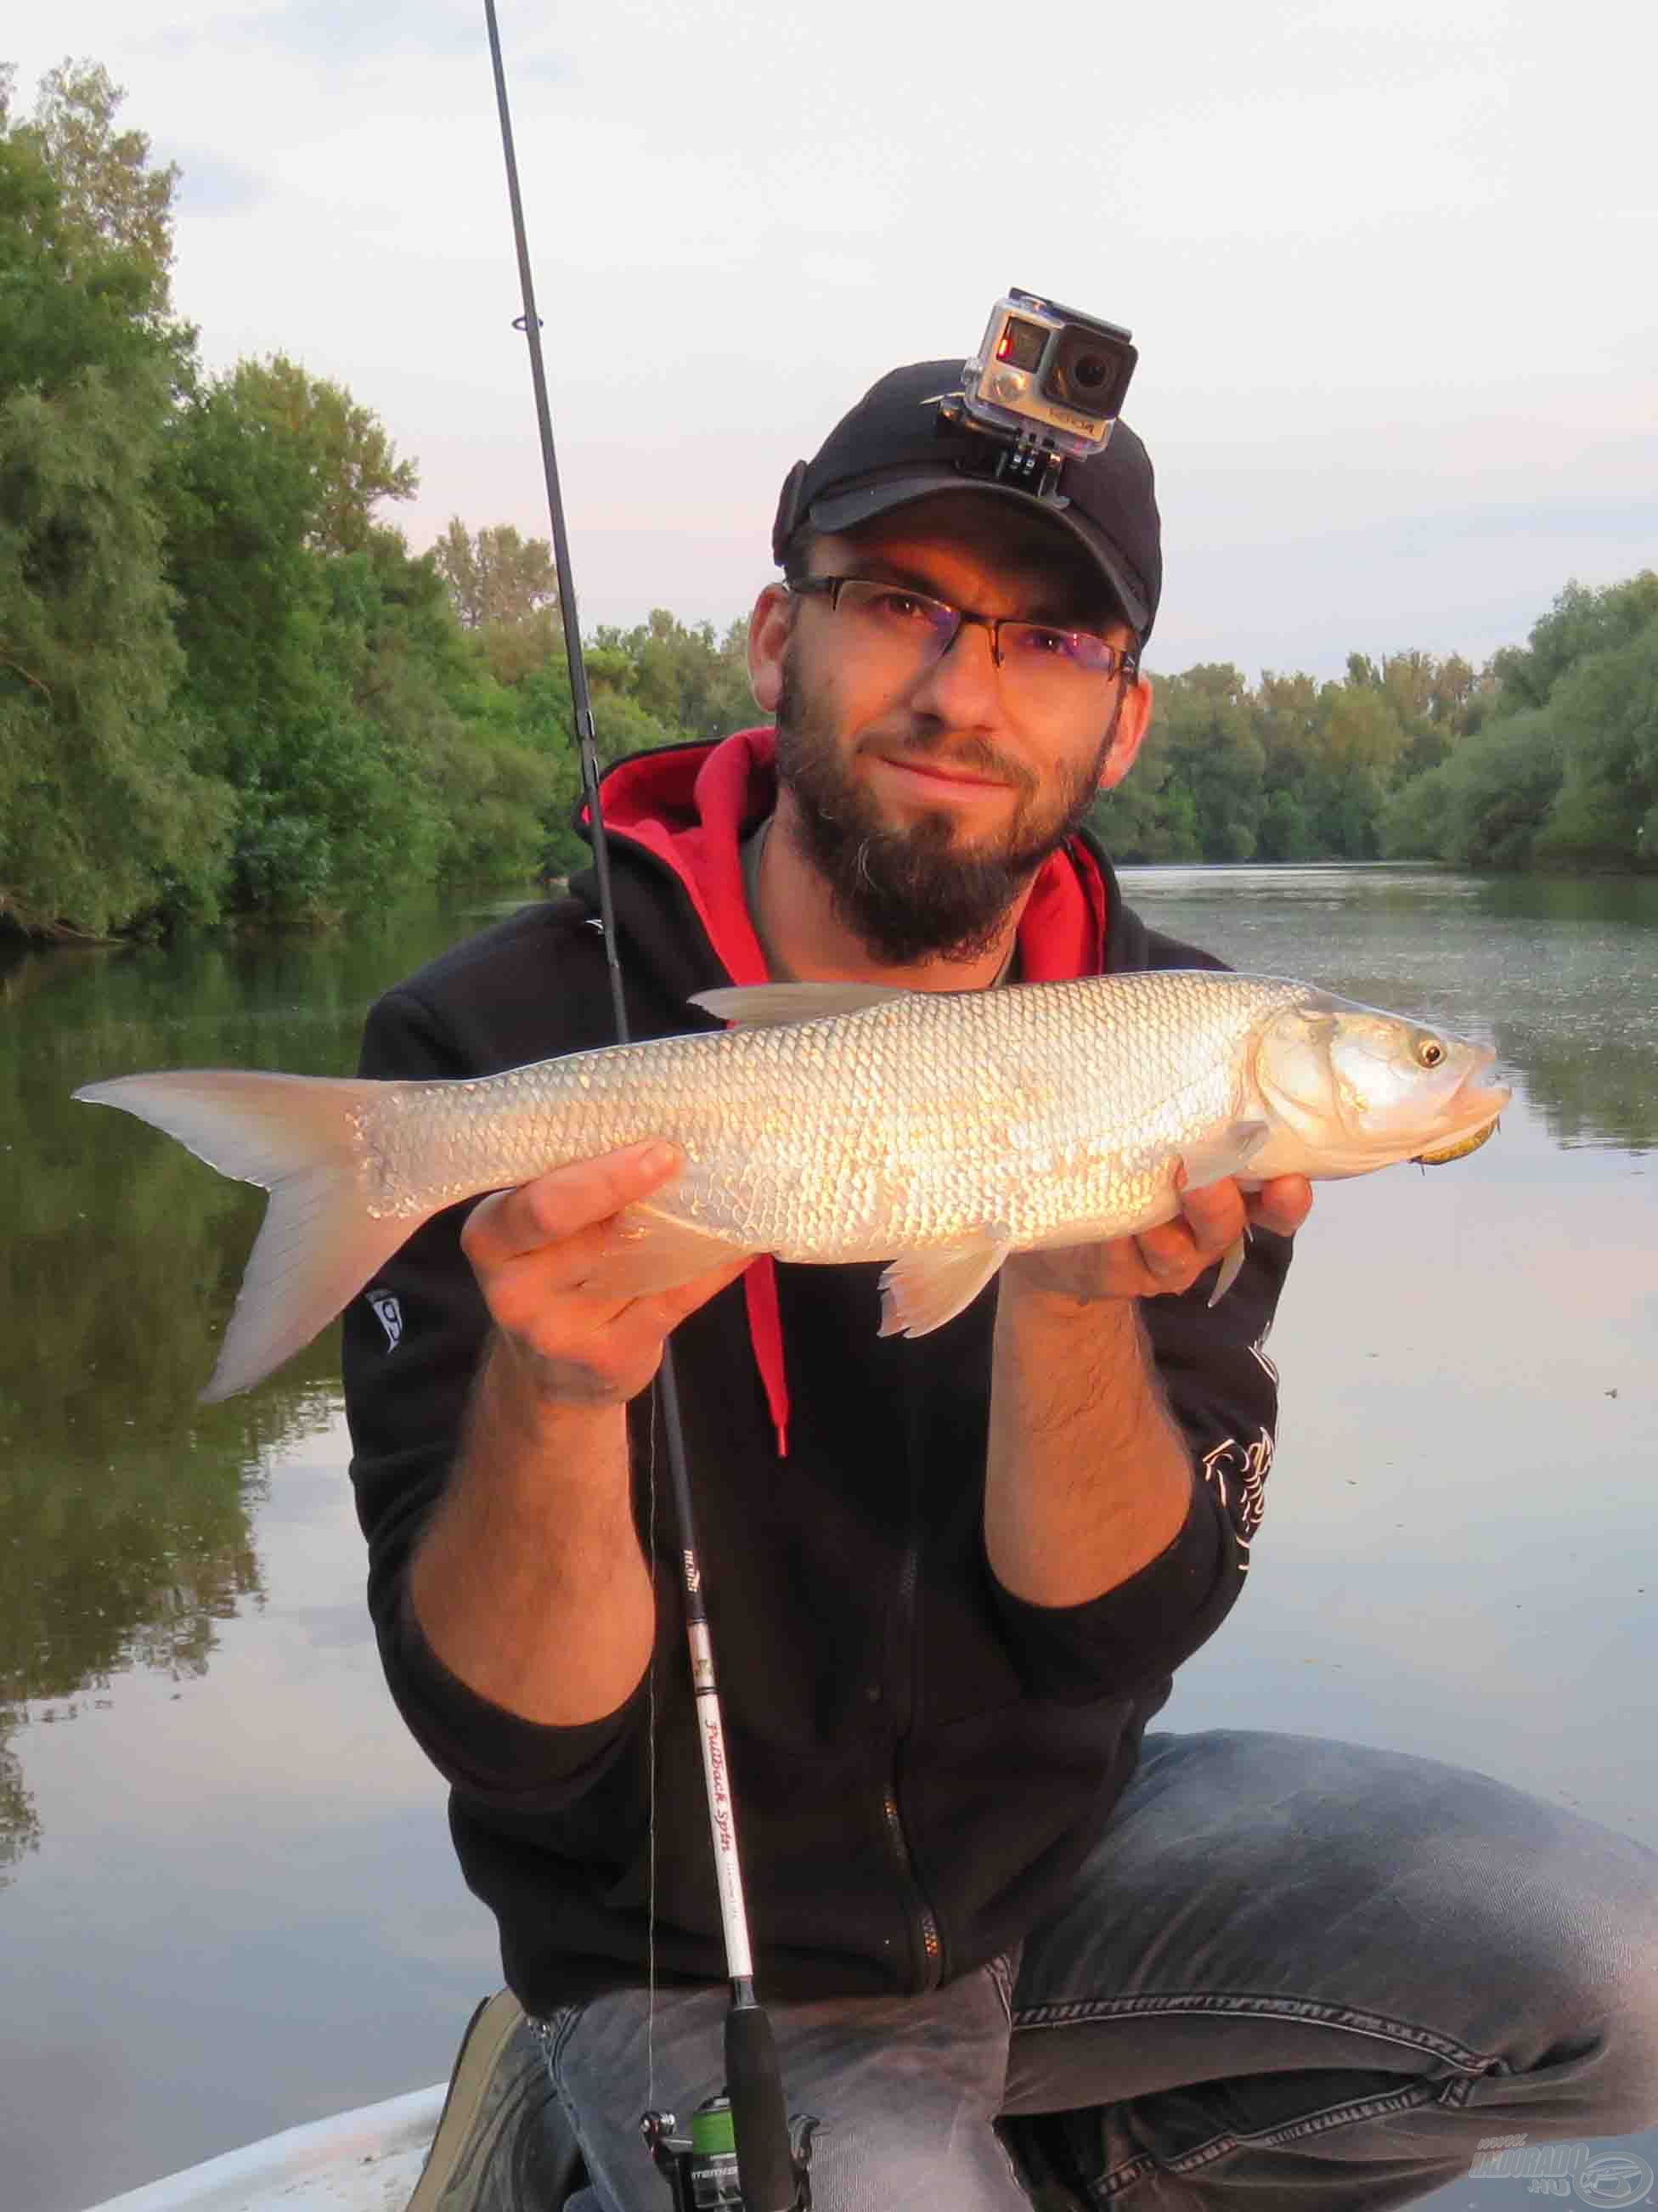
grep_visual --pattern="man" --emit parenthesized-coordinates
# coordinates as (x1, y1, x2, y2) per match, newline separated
(347, 359, 1657, 2210)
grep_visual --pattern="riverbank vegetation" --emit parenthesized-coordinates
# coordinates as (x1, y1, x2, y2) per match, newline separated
(1097, 568, 1657, 872)
(3, 62, 1653, 944)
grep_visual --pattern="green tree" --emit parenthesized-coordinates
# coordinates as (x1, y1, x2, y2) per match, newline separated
(1379, 759, 1453, 861)
(1255, 787, 1316, 862)
(1089, 729, 1200, 861)
(591, 608, 756, 742)
(154, 356, 515, 917)
(1382, 708, 1564, 869)
(0, 97, 228, 938)
(1384, 573, 1658, 872)
(1305, 681, 1410, 857)
(336, 534, 551, 889)
(1488, 573, 1658, 715)
(1152, 665, 1266, 861)
(1533, 618, 1658, 868)
(1379, 649, 1475, 778)
(10, 58, 178, 308)
(1254, 671, 1324, 858)
(160, 361, 335, 747)
(226, 353, 417, 556)
(432, 516, 556, 629)
(1426, 651, 1478, 730)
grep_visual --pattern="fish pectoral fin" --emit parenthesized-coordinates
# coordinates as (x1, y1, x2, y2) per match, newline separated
(691, 982, 905, 1028)
(573, 1205, 750, 1302)
(1207, 1233, 1249, 1308)
(1179, 1120, 1272, 1191)
(877, 1236, 1009, 1340)
(1178, 1125, 1267, 1311)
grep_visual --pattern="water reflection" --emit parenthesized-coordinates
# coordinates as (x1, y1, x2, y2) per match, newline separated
(0, 1714, 41, 1879)
(1498, 1032, 1658, 1154)
(0, 901, 493, 1877)
(1473, 872, 1658, 929)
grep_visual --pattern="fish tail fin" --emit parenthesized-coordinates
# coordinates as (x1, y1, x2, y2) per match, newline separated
(74, 1070, 420, 1402)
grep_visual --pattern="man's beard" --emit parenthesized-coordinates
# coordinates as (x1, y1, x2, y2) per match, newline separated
(772, 646, 1120, 968)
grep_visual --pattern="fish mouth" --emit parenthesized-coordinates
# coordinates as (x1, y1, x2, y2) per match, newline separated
(1413, 1050, 1510, 1165)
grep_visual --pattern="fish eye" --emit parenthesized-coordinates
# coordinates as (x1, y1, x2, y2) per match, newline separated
(1414, 1035, 1446, 1069)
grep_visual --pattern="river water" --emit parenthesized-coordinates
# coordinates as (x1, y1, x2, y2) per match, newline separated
(3, 866, 1655, 2212)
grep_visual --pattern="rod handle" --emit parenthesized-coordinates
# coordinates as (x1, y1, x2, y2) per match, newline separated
(725, 2001, 799, 2211)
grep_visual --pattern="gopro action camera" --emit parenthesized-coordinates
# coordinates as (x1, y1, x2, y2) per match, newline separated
(960, 291, 1137, 460)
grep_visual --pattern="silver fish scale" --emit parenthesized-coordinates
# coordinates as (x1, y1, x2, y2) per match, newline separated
(361, 973, 1312, 1256)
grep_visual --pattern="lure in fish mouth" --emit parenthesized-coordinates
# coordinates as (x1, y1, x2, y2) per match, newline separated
(74, 969, 1510, 1402)
(1414, 1119, 1500, 1166)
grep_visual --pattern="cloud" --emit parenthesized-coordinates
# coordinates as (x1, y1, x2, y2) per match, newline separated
(110, 3, 573, 79)
(1406, 493, 1658, 550)
(253, 0, 572, 71)
(169, 149, 268, 217)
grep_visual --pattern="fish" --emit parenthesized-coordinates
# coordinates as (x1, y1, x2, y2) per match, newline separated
(73, 970, 1509, 1402)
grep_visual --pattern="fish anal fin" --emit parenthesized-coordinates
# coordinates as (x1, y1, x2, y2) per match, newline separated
(575, 1204, 750, 1302)
(877, 1236, 1009, 1340)
(1180, 1120, 1271, 1192)
(692, 982, 905, 1029)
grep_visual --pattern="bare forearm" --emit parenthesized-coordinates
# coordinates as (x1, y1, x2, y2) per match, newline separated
(409, 1335, 655, 1727)
(984, 1278, 1192, 1607)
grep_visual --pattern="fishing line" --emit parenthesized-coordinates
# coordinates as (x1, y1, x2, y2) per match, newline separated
(479, 8, 809, 2204)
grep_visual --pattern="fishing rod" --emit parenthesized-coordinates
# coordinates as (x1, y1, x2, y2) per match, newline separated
(479, 8, 814, 2208)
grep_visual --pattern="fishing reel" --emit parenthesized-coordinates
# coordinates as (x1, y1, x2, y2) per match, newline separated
(642, 2093, 819, 2210)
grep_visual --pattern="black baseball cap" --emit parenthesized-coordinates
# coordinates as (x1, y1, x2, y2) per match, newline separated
(772, 358, 1162, 641)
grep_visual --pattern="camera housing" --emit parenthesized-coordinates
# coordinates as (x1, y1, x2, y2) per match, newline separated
(960, 291, 1137, 460)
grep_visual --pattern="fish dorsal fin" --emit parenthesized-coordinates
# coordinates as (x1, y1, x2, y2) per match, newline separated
(692, 982, 905, 1029)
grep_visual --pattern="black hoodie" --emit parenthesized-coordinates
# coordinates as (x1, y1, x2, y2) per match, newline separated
(342, 731, 1291, 2011)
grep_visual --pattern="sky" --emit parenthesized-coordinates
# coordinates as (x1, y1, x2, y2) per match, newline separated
(9, 0, 1656, 679)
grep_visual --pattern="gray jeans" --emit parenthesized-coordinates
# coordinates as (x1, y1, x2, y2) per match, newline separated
(536, 1730, 1658, 2209)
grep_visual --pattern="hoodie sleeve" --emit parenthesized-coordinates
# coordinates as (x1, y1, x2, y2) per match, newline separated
(342, 985, 646, 1810)
(985, 1222, 1292, 1699)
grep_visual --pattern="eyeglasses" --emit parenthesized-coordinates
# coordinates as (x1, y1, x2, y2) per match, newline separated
(787, 575, 1138, 709)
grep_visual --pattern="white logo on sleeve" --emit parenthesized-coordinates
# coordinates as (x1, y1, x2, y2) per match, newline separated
(367, 1289, 403, 1351)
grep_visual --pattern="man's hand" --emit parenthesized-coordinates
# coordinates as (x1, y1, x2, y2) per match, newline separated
(414, 1140, 747, 1729)
(1004, 1173, 1313, 1306)
(461, 1137, 751, 1414)
(986, 1172, 1311, 1609)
